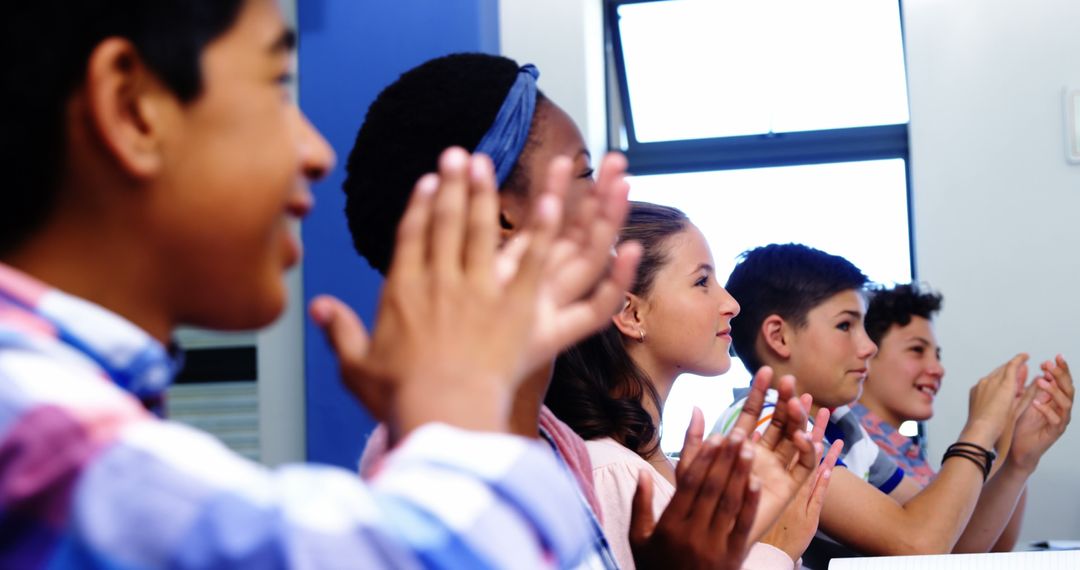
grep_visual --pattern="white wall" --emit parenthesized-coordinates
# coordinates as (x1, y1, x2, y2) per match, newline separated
(501, 0, 1080, 545)
(498, 0, 607, 164)
(905, 0, 1080, 544)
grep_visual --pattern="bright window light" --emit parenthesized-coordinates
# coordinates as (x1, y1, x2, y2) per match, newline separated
(627, 159, 913, 453)
(617, 0, 910, 143)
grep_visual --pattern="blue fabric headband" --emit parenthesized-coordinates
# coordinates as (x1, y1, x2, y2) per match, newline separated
(474, 64, 540, 187)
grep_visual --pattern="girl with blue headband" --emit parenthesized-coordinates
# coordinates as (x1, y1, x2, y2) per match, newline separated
(343, 52, 814, 570)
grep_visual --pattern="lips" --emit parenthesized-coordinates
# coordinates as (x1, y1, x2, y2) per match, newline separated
(716, 328, 732, 340)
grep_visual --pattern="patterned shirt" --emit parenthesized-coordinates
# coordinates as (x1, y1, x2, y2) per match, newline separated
(850, 403, 935, 487)
(0, 262, 590, 569)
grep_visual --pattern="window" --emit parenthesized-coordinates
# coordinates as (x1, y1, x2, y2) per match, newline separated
(606, 0, 913, 452)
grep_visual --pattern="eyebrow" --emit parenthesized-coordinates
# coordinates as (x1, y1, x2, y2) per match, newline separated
(835, 310, 863, 319)
(689, 263, 714, 276)
(908, 336, 933, 347)
(269, 28, 297, 54)
(579, 148, 592, 161)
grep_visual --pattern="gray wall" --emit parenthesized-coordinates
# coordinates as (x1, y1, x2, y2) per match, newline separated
(905, 0, 1080, 544)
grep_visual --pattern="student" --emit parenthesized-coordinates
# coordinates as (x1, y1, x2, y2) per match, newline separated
(546, 202, 841, 569)
(855, 283, 1029, 551)
(0, 1, 651, 567)
(342, 54, 812, 569)
(712, 244, 1073, 568)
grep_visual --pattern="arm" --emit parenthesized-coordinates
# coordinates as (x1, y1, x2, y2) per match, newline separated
(55, 416, 592, 568)
(818, 354, 1030, 555)
(954, 355, 1073, 553)
(992, 488, 1027, 552)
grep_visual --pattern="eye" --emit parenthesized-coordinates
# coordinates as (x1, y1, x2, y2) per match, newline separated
(578, 167, 595, 180)
(837, 321, 851, 332)
(275, 71, 295, 87)
(695, 275, 709, 287)
(910, 346, 925, 355)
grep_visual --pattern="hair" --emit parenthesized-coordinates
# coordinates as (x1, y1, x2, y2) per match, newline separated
(546, 202, 691, 459)
(864, 283, 943, 346)
(342, 53, 548, 275)
(727, 243, 870, 374)
(0, 0, 246, 257)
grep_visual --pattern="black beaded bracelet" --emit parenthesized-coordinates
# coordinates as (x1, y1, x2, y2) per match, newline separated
(943, 442, 996, 482)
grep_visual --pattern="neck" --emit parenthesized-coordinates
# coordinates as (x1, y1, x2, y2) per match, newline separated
(763, 360, 828, 417)
(626, 344, 677, 461)
(5, 211, 172, 344)
(507, 363, 553, 439)
(857, 387, 904, 429)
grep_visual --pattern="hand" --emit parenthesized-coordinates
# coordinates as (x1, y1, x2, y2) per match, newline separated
(310, 147, 609, 436)
(731, 367, 823, 544)
(495, 153, 642, 376)
(759, 409, 844, 563)
(630, 415, 760, 570)
(962, 353, 1029, 448)
(1008, 355, 1074, 473)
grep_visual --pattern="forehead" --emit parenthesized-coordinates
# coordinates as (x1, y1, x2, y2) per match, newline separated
(528, 100, 586, 158)
(809, 289, 867, 318)
(884, 315, 937, 344)
(660, 225, 711, 268)
(202, 0, 288, 65)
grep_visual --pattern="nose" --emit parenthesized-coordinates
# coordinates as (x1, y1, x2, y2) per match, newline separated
(927, 355, 945, 380)
(858, 332, 878, 360)
(719, 286, 740, 318)
(298, 111, 336, 181)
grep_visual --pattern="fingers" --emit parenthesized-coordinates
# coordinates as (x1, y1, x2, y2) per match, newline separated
(535, 242, 642, 357)
(761, 374, 798, 451)
(807, 441, 843, 516)
(734, 366, 773, 435)
(729, 477, 761, 554)
(629, 469, 657, 547)
(666, 435, 721, 521)
(463, 154, 500, 280)
(388, 173, 439, 278)
(678, 407, 706, 475)
(309, 295, 371, 364)
(431, 148, 471, 278)
(507, 190, 563, 301)
(709, 437, 755, 541)
(688, 432, 743, 531)
(810, 407, 830, 449)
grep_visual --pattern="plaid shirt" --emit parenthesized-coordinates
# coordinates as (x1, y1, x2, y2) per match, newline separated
(0, 262, 589, 569)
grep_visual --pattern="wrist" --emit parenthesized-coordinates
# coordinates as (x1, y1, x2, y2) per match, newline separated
(958, 421, 999, 449)
(1003, 451, 1038, 476)
(392, 378, 513, 437)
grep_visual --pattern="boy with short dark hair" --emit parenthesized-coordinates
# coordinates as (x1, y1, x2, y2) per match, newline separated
(0, 1, 649, 567)
(713, 243, 1073, 569)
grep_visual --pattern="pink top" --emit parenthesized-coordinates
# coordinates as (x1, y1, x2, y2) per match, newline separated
(359, 406, 605, 522)
(585, 437, 799, 570)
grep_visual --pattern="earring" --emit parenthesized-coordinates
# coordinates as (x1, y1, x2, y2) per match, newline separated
(638, 329, 646, 343)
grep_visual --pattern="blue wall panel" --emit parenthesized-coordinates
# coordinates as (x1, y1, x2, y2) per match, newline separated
(298, 0, 499, 467)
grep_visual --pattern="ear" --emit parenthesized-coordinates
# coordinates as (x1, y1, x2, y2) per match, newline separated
(612, 293, 645, 341)
(83, 37, 174, 179)
(497, 191, 529, 244)
(761, 314, 793, 361)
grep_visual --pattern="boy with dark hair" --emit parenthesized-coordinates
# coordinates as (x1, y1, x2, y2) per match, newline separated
(714, 244, 1073, 569)
(0, 1, 665, 567)
(855, 283, 1029, 552)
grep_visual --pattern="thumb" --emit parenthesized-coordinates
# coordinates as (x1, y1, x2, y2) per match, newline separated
(310, 295, 371, 364)
(629, 469, 657, 547)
